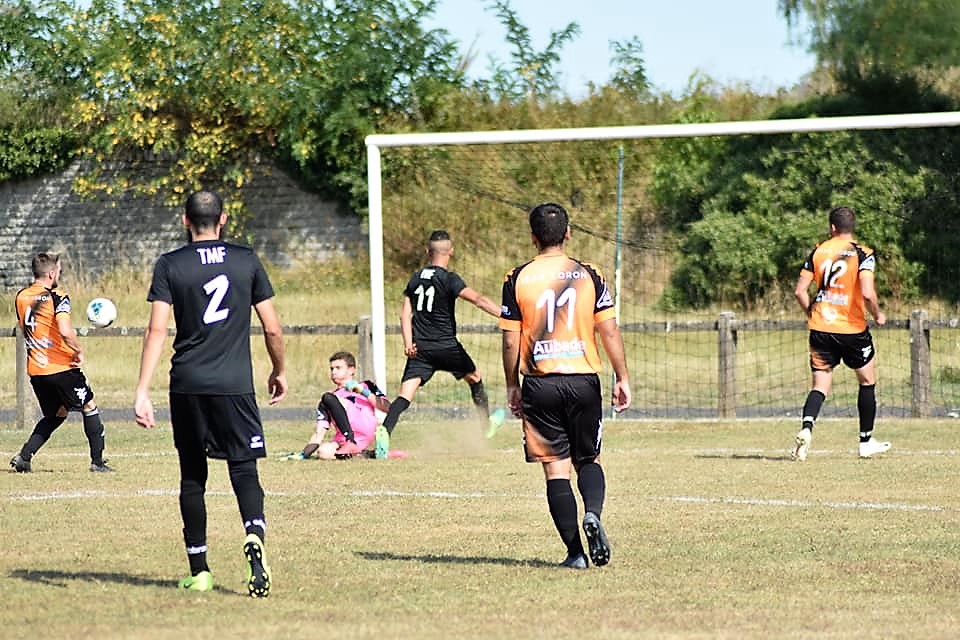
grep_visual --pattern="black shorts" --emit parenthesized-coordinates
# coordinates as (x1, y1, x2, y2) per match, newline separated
(31, 368, 95, 417)
(520, 374, 603, 466)
(169, 393, 266, 461)
(400, 342, 477, 385)
(809, 329, 876, 372)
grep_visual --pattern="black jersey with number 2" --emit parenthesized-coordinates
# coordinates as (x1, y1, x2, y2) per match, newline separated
(148, 239, 275, 395)
(403, 265, 466, 348)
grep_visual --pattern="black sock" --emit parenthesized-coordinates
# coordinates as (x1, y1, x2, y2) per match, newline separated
(229, 459, 266, 542)
(82, 408, 106, 465)
(801, 390, 826, 430)
(20, 415, 66, 459)
(320, 393, 355, 442)
(382, 397, 410, 436)
(577, 462, 606, 517)
(546, 478, 584, 557)
(302, 443, 319, 458)
(180, 482, 208, 575)
(178, 446, 208, 574)
(469, 380, 489, 417)
(187, 545, 210, 576)
(858, 384, 877, 442)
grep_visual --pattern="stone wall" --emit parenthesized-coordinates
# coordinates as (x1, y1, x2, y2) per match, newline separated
(0, 160, 363, 289)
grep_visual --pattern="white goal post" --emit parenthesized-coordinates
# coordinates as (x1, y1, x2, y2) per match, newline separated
(365, 110, 960, 391)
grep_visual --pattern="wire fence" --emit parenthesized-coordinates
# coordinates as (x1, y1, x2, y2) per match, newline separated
(5, 313, 957, 430)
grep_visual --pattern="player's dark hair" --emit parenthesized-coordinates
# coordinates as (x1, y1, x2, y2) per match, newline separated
(529, 202, 569, 248)
(32, 252, 59, 279)
(329, 351, 356, 368)
(829, 206, 856, 233)
(428, 229, 452, 257)
(185, 190, 223, 231)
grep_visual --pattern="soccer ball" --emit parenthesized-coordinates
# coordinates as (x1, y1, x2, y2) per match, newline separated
(86, 298, 117, 328)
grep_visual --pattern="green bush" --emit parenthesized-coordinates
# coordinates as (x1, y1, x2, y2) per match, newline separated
(0, 126, 77, 181)
(665, 130, 928, 308)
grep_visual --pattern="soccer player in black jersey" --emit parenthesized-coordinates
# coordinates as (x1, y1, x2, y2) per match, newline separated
(379, 230, 505, 451)
(134, 190, 287, 597)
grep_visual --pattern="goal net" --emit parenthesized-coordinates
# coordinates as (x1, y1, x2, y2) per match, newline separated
(366, 113, 960, 421)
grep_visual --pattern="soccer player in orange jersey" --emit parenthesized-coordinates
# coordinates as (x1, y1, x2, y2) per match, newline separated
(500, 202, 631, 569)
(793, 206, 890, 461)
(11, 253, 113, 472)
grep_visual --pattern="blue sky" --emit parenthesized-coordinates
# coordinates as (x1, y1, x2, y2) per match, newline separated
(425, 0, 816, 97)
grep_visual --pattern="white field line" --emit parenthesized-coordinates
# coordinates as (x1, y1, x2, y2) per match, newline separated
(2, 487, 949, 513)
(654, 495, 945, 512)
(4, 447, 956, 509)
(4, 447, 960, 459)
(612, 447, 960, 456)
(0, 450, 179, 458)
(4, 488, 527, 502)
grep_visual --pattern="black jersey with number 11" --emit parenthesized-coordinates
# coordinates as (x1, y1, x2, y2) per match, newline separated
(403, 265, 466, 348)
(147, 239, 275, 395)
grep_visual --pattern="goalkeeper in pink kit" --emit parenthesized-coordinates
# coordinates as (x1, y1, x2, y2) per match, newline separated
(286, 351, 391, 460)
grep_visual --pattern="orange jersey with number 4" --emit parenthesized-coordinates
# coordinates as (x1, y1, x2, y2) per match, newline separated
(15, 283, 77, 376)
(499, 253, 616, 376)
(801, 236, 876, 334)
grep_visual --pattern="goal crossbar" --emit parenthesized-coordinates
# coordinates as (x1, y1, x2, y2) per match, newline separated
(365, 111, 960, 389)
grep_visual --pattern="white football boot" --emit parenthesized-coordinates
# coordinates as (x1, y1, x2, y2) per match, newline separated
(793, 427, 812, 462)
(859, 438, 891, 459)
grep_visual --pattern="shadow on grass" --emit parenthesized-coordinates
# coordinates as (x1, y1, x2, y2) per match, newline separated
(356, 551, 555, 568)
(10, 568, 174, 588)
(8, 568, 242, 594)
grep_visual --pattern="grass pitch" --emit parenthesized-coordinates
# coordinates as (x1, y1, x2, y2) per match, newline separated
(2, 416, 960, 639)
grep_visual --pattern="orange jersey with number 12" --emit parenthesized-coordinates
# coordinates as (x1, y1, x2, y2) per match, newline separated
(500, 253, 616, 376)
(801, 236, 876, 334)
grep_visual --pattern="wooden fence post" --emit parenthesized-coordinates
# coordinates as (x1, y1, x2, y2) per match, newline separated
(910, 309, 931, 418)
(357, 316, 373, 382)
(718, 311, 737, 419)
(15, 325, 28, 430)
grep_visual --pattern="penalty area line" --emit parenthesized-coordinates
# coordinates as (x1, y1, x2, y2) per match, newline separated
(655, 495, 945, 512)
(4, 488, 949, 512)
(5, 487, 537, 502)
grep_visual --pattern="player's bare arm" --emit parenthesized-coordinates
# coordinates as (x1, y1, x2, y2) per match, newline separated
(374, 394, 392, 413)
(56, 313, 84, 366)
(858, 270, 886, 326)
(134, 300, 172, 429)
(597, 317, 632, 413)
(459, 286, 501, 318)
(794, 270, 814, 316)
(501, 329, 523, 417)
(254, 298, 288, 404)
(400, 295, 417, 356)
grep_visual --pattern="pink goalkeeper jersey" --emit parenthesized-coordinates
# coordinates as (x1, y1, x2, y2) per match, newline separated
(330, 386, 379, 447)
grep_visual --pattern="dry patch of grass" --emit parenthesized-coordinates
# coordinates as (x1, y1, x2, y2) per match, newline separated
(2, 418, 960, 638)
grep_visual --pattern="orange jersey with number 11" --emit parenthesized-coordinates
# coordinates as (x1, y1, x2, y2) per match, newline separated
(500, 253, 616, 376)
(801, 236, 876, 334)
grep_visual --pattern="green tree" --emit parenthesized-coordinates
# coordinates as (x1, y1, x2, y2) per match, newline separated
(608, 36, 649, 98)
(478, 0, 580, 102)
(663, 131, 928, 309)
(0, 0, 464, 218)
(780, 0, 960, 83)
(282, 0, 463, 210)
(0, 1, 81, 179)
